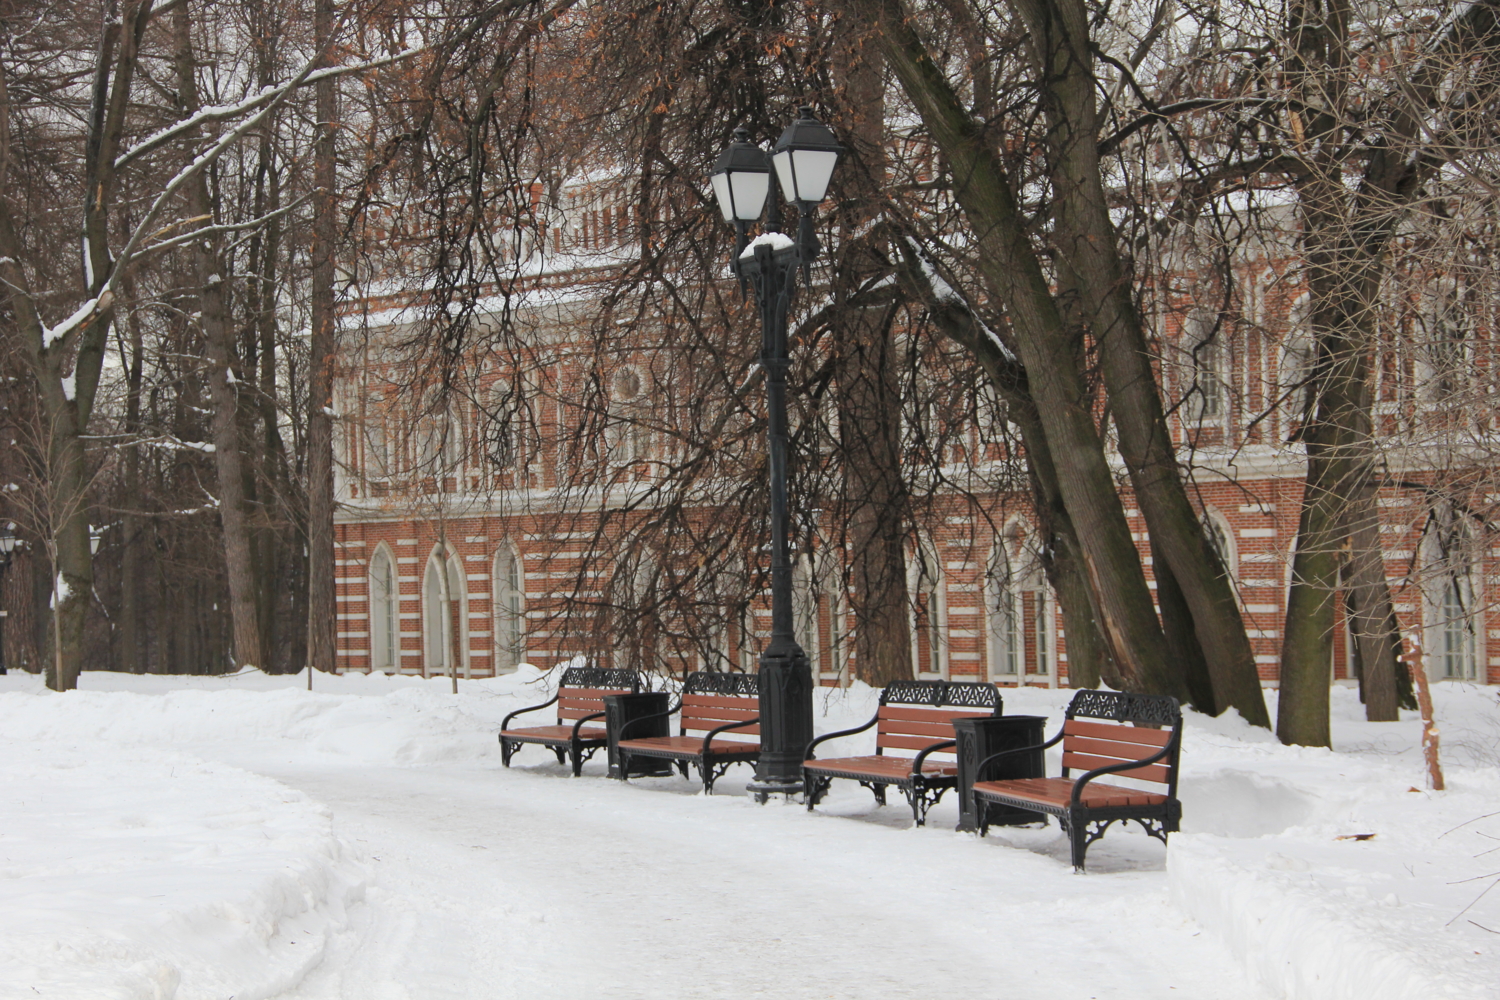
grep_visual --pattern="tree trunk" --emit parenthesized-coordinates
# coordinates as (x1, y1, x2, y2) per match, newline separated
(831, 24, 914, 687)
(853, 0, 1189, 702)
(1343, 483, 1401, 721)
(893, 244, 1114, 688)
(1007, 0, 1267, 726)
(306, 0, 338, 674)
(176, 6, 264, 672)
(119, 288, 145, 673)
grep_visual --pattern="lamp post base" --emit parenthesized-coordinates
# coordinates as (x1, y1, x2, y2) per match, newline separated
(746, 777, 803, 803)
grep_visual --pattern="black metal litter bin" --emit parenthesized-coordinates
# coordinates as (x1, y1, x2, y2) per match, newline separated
(954, 714, 1047, 832)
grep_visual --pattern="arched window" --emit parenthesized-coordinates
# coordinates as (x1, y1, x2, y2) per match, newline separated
(1279, 293, 1315, 438)
(986, 523, 1054, 684)
(1183, 309, 1225, 423)
(423, 547, 468, 676)
(493, 543, 526, 673)
(1422, 280, 1471, 406)
(486, 379, 522, 471)
(909, 537, 947, 679)
(1202, 509, 1238, 584)
(368, 546, 397, 672)
(1423, 511, 1480, 681)
(606, 366, 651, 464)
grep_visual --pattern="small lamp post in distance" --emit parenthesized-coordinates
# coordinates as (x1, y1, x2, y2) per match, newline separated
(0, 523, 17, 675)
(710, 107, 841, 801)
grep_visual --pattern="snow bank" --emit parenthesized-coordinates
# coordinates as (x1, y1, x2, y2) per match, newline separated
(0, 740, 364, 1000)
(1168, 686, 1500, 1000)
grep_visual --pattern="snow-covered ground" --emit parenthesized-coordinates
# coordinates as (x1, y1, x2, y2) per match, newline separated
(0, 668, 1494, 1000)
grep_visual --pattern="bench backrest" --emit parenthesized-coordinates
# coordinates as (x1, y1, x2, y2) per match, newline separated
(555, 666, 639, 724)
(875, 680, 1003, 759)
(678, 671, 760, 744)
(1060, 690, 1182, 794)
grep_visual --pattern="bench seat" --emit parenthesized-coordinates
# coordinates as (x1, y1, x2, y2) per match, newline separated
(803, 680, 1002, 826)
(615, 735, 762, 760)
(970, 690, 1183, 871)
(804, 755, 958, 781)
(615, 672, 761, 794)
(500, 724, 609, 745)
(971, 776, 1168, 809)
(499, 666, 640, 775)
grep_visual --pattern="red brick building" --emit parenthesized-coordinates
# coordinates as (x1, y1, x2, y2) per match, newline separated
(332, 194, 1498, 690)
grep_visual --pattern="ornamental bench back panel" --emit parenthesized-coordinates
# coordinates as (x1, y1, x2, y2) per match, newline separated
(614, 671, 761, 794)
(803, 679, 1003, 826)
(970, 689, 1183, 871)
(498, 666, 640, 776)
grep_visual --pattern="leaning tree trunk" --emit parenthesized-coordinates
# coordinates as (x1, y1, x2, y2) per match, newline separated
(853, 0, 1190, 703)
(894, 244, 1115, 688)
(306, 0, 338, 674)
(1008, 0, 1267, 726)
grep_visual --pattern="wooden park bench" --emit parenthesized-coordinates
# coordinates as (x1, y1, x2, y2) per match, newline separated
(971, 689, 1183, 871)
(803, 679, 1003, 826)
(615, 671, 760, 794)
(498, 666, 640, 776)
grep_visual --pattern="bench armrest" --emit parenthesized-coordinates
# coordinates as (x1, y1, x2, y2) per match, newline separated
(910, 739, 957, 777)
(617, 699, 681, 741)
(501, 693, 560, 732)
(1069, 738, 1178, 808)
(802, 712, 879, 762)
(570, 710, 607, 740)
(702, 716, 759, 756)
(973, 728, 1065, 777)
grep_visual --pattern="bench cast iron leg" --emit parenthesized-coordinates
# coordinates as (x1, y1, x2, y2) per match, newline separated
(804, 774, 832, 810)
(569, 739, 584, 777)
(676, 760, 690, 780)
(499, 736, 514, 768)
(618, 750, 632, 782)
(699, 757, 714, 795)
(552, 747, 568, 767)
(1067, 807, 1089, 872)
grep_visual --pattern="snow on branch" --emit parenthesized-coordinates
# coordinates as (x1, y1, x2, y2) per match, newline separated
(115, 46, 425, 172)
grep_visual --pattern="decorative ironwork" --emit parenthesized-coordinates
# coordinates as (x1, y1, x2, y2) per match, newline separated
(698, 758, 739, 795)
(1067, 689, 1180, 727)
(879, 678, 1002, 711)
(684, 670, 760, 697)
(902, 780, 950, 827)
(560, 666, 641, 692)
(804, 773, 834, 808)
(856, 780, 888, 806)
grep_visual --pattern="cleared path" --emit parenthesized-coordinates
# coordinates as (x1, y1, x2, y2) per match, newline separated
(205, 748, 1267, 1000)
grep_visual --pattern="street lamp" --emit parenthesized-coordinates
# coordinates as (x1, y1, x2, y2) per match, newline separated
(711, 107, 841, 801)
(0, 523, 16, 675)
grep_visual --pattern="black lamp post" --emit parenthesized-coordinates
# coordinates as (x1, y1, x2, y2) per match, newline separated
(711, 107, 841, 800)
(0, 523, 16, 675)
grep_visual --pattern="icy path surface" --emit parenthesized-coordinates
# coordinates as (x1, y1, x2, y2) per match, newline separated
(217, 752, 1261, 1000)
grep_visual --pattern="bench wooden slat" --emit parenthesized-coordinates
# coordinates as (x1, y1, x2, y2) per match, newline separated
(499, 724, 608, 742)
(618, 735, 761, 755)
(683, 693, 762, 711)
(876, 733, 958, 753)
(1063, 733, 1167, 763)
(1062, 718, 1172, 747)
(875, 717, 966, 740)
(877, 705, 995, 724)
(558, 708, 608, 721)
(680, 704, 759, 720)
(972, 776, 1168, 809)
(804, 755, 959, 778)
(1060, 750, 1169, 783)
